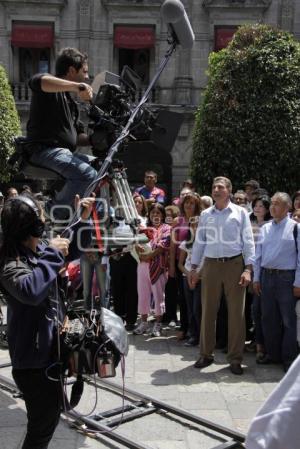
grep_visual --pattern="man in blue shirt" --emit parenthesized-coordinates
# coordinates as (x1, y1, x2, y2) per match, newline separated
(134, 170, 166, 206)
(253, 192, 300, 372)
(190, 176, 255, 375)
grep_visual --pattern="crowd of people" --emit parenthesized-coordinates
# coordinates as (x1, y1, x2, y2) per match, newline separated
(2, 171, 300, 380)
(109, 171, 300, 377)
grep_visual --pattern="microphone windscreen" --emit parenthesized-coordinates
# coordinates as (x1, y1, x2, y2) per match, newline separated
(162, 0, 185, 22)
(161, 0, 195, 50)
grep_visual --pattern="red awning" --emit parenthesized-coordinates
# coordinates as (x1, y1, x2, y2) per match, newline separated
(214, 28, 237, 52)
(11, 23, 54, 48)
(114, 26, 155, 49)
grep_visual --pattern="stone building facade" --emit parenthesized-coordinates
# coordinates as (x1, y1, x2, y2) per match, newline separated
(0, 0, 298, 197)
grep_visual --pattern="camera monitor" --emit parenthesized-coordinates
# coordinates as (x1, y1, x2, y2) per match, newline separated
(92, 71, 121, 105)
(120, 65, 142, 93)
(151, 110, 184, 152)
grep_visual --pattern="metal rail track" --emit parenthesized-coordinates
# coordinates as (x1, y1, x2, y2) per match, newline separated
(0, 362, 245, 449)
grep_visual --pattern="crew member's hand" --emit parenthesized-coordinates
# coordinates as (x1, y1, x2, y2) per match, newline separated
(253, 281, 261, 296)
(239, 270, 251, 287)
(49, 236, 70, 257)
(77, 83, 93, 102)
(293, 286, 300, 297)
(74, 193, 95, 220)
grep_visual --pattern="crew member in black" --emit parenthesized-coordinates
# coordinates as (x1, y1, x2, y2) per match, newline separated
(0, 193, 94, 449)
(27, 47, 97, 219)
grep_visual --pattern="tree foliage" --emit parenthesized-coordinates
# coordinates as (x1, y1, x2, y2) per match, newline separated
(0, 65, 21, 182)
(191, 24, 300, 194)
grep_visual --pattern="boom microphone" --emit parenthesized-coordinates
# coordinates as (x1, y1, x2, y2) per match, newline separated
(161, 0, 195, 50)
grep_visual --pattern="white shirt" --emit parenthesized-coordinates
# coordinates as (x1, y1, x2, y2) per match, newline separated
(246, 355, 300, 449)
(191, 202, 255, 267)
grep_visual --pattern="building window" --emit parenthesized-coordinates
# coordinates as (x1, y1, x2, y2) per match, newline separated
(119, 48, 150, 84)
(214, 26, 238, 52)
(11, 22, 53, 82)
(114, 26, 155, 85)
(19, 48, 50, 82)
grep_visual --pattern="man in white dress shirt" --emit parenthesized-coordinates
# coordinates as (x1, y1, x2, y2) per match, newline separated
(190, 176, 255, 375)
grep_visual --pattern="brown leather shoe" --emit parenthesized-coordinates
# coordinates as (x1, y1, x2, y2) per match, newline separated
(194, 357, 214, 369)
(229, 363, 243, 375)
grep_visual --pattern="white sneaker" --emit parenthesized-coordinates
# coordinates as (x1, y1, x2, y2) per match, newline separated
(152, 322, 162, 337)
(133, 321, 149, 335)
(168, 320, 177, 328)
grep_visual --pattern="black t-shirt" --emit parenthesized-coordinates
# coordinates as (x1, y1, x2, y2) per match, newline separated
(26, 74, 79, 152)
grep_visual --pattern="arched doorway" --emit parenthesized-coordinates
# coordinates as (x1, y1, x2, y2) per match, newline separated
(121, 141, 172, 203)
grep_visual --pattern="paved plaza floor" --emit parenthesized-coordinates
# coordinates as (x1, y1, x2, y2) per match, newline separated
(0, 322, 284, 449)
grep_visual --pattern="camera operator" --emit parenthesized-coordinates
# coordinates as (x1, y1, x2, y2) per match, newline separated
(26, 47, 97, 219)
(0, 193, 94, 449)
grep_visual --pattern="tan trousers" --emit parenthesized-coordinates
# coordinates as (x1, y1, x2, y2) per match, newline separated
(200, 255, 246, 363)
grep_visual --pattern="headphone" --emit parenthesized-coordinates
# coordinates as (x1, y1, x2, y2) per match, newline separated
(13, 195, 45, 238)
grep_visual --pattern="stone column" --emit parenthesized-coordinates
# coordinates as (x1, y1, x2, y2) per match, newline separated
(78, 0, 91, 54)
(280, 0, 295, 32)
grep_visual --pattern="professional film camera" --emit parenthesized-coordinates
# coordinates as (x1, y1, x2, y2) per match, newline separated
(88, 66, 183, 159)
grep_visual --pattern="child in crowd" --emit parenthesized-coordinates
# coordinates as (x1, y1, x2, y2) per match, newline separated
(134, 203, 171, 337)
(178, 217, 201, 346)
(165, 205, 180, 225)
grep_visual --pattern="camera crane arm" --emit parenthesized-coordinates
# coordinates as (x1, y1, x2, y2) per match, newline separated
(65, 0, 195, 231)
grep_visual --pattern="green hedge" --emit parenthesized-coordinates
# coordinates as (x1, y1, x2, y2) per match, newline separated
(191, 24, 300, 194)
(0, 65, 21, 182)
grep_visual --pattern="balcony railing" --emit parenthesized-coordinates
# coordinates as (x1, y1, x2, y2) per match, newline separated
(11, 82, 32, 103)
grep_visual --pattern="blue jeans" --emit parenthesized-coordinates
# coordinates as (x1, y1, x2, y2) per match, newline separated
(183, 277, 201, 342)
(80, 252, 109, 310)
(30, 147, 97, 217)
(260, 269, 297, 363)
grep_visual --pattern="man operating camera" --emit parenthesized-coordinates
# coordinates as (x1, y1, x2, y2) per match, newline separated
(25, 47, 97, 219)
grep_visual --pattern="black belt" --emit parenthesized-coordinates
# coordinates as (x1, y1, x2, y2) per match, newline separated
(262, 268, 295, 274)
(206, 254, 242, 263)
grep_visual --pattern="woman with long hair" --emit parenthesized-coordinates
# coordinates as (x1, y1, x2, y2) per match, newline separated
(168, 192, 202, 339)
(133, 193, 148, 227)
